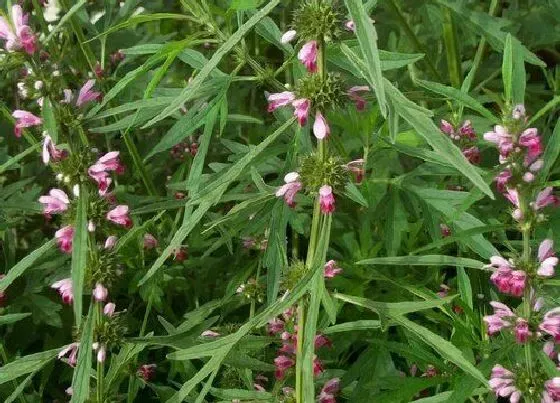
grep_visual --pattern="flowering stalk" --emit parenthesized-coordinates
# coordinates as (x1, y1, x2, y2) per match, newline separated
(96, 301, 105, 403)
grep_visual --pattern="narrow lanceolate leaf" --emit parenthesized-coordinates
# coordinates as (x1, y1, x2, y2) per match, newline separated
(42, 98, 59, 142)
(0, 143, 41, 174)
(344, 0, 387, 116)
(71, 304, 94, 403)
(392, 316, 487, 384)
(323, 320, 381, 334)
(139, 117, 295, 286)
(0, 348, 60, 385)
(415, 79, 498, 123)
(0, 239, 55, 293)
(71, 186, 89, 327)
(383, 79, 494, 198)
(142, 0, 282, 128)
(357, 255, 486, 269)
(541, 118, 560, 180)
(502, 34, 513, 102)
(90, 13, 195, 40)
(334, 294, 456, 317)
(44, 0, 87, 44)
(0, 313, 31, 326)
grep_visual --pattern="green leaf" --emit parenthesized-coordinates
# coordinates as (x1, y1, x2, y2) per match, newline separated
(357, 254, 486, 269)
(210, 388, 272, 400)
(71, 304, 94, 403)
(143, 0, 282, 128)
(383, 79, 494, 198)
(0, 239, 55, 293)
(139, 117, 295, 286)
(90, 13, 194, 40)
(71, 186, 89, 327)
(511, 36, 526, 104)
(344, 182, 368, 207)
(230, 0, 264, 10)
(334, 293, 456, 317)
(5, 370, 35, 403)
(0, 348, 59, 385)
(42, 98, 59, 142)
(344, 0, 387, 116)
(0, 313, 31, 326)
(323, 320, 381, 334)
(529, 96, 560, 125)
(502, 34, 513, 102)
(415, 79, 498, 123)
(541, 118, 560, 180)
(0, 143, 41, 174)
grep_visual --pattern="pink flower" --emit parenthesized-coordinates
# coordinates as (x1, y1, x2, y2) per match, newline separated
(143, 233, 158, 249)
(319, 378, 340, 403)
(0, 5, 36, 54)
(509, 271, 526, 297)
(138, 364, 157, 381)
(274, 355, 295, 379)
(88, 164, 112, 195)
(484, 125, 513, 158)
(483, 301, 514, 335)
(345, 20, 356, 32)
(540, 308, 560, 342)
(103, 302, 116, 317)
(324, 260, 342, 278)
(104, 236, 118, 249)
(55, 225, 74, 254)
(488, 257, 526, 296)
(440, 119, 455, 136)
(518, 128, 542, 162)
(489, 365, 521, 403)
(437, 284, 450, 298)
(538, 239, 558, 277)
(298, 40, 318, 72)
(42, 135, 67, 164)
(94, 343, 106, 363)
(93, 283, 108, 302)
(544, 378, 560, 402)
(348, 86, 369, 111)
(12, 110, 42, 137)
(523, 171, 535, 183)
(440, 224, 451, 238)
(106, 205, 132, 228)
(462, 146, 480, 164)
(314, 334, 332, 349)
(319, 185, 335, 214)
(39, 189, 70, 214)
(514, 318, 530, 343)
(504, 189, 520, 207)
(266, 91, 295, 112)
(313, 355, 323, 376)
(281, 30, 297, 44)
(292, 98, 311, 126)
(97, 151, 124, 173)
(276, 172, 302, 208)
(267, 318, 285, 335)
(544, 341, 557, 359)
(529, 159, 543, 172)
(459, 120, 476, 140)
(58, 343, 79, 367)
(76, 80, 101, 107)
(51, 278, 73, 304)
(313, 111, 330, 140)
(533, 187, 559, 211)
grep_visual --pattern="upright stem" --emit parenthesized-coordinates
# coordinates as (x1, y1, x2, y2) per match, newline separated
(520, 195, 533, 380)
(96, 302, 104, 403)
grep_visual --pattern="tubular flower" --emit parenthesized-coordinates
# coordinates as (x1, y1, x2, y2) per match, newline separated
(346, 158, 365, 183)
(483, 301, 515, 335)
(280, 29, 297, 43)
(276, 172, 302, 208)
(514, 318, 531, 344)
(58, 343, 79, 367)
(55, 225, 74, 253)
(106, 205, 132, 228)
(76, 80, 101, 107)
(51, 278, 73, 304)
(489, 365, 521, 403)
(274, 355, 295, 380)
(540, 308, 560, 342)
(12, 110, 42, 137)
(319, 185, 335, 214)
(313, 111, 330, 140)
(538, 239, 558, 277)
(533, 187, 559, 211)
(487, 256, 526, 297)
(518, 128, 542, 162)
(93, 283, 108, 302)
(42, 135, 67, 164)
(324, 260, 342, 278)
(266, 91, 295, 112)
(462, 146, 480, 164)
(543, 378, 560, 402)
(484, 125, 514, 160)
(292, 98, 311, 126)
(39, 189, 70, 214)
(348, 86, 369, 111)
(104, 236, 118, 249)
(138, 364, 157, 381)
(0, 5, 36, 54)
(143, 233, 158, 249)
(495, 170, 512, 193)
(298, 40, 318, 73)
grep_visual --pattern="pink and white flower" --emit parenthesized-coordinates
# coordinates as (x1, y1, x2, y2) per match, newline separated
(514, 318, 530, 344)
(274, 355, 295, 380)
(58, 342, 79, 367)
(104, 302, 116, 317)
(298, 40, 318, 73)
(540, 308, 560, 342)
(266, 91, 295, 112)
(52, 278, 73, 304)
(538, 239, 558, 277)
(104, 236, 118, 249)
(0, 5, 36, 54)
(495, 170, 512, 193)
(489, 364, 521, 403)
(346, 159, 365, 183)
(39, 189, 70, 214)
(12, 110, 41, 137)
(76, 80, 101, 107)
(348, 86, 369, 111)
(324, 260, 342, 278)
(533, 187, 559, 211)
(42, 135, 66, 164)
(484, 125, 514, 160)
(543, 378, 560, 402)
(518, 128, 542, 162)
(483, 301, 514, 335)
(292, 98, 311, 126)
(319, 185, 335, 214)
(106, 205, 132, 228)
(143, 233, 158, 249)
(93, 283, 108, 302)
(55, 225, 74, 254)
(313, 111, 330, 140)
(280, 29, 297, 44)
(276, 172, 302, 208)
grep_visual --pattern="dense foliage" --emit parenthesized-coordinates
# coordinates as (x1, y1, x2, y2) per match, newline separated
(1, 0, 560, 402)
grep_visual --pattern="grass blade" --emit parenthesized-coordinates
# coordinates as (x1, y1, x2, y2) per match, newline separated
(71, 186, 89, 327)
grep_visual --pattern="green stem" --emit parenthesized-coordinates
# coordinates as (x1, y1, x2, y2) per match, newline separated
(294, 303, 305, 402)
(441, 7, 462, 88)
(96, 302, 104, 403)
(519, 194, 533, 380)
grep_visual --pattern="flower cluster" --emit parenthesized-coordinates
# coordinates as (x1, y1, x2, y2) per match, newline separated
(0, 5, 37, 54)
(440, 119, 480, 164)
